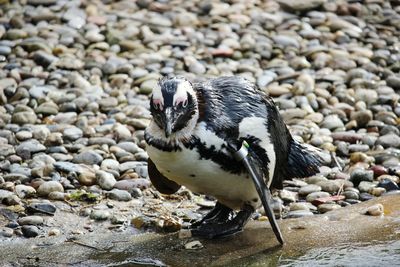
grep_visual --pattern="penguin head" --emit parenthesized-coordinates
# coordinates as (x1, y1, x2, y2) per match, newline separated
(150, 77, 198, 138)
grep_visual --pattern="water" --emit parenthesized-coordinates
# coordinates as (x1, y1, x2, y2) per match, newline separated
(279, 240, 400, 267)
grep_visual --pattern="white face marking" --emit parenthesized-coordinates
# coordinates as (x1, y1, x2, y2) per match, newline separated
(173, 80, 193, 107)
(238, 117, 276, 187)
(151, 83, 164, 110)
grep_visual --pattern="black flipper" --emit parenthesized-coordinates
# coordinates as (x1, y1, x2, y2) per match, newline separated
(148, 158, 181, 194)
(230, 141, 284, 245)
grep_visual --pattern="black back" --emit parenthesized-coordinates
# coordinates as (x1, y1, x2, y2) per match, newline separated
(194, 77, 293, 188)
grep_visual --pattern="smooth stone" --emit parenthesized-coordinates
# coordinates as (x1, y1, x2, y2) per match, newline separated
(118, 161, 146, 173)
(117, 142, 141, 154)
(350, 169, 374, 186)
(0, 144, 15, 157)
(48, 191, 65, 200)
(96, 170, 116, 190)
(376, 134, 400, 148)
(359, 192, 374, 201)
(35, 102, 59, 115)
(77, 167, 96, 186)
(289, 202, 311, 211)
(279, 189, 297, 203)
(358, 181, 376, 193)
(0, 227, 13, 238)
(107, 189, 132, 202)
(277, 0, 326, 11)
(18, 216, 44, 226)
(344, 190, 359, 200)
(33, 51, 58, 67)
(0, 46, 11, 56)
(377, 179, 400, 192)
(0, 189, 13, 200)
(305, 176, 328, 184)
(316, 181, 341, 194)
(15, 185, 36, 199)
(88, 137, 116, 146)
(37, 181, 64, 196)
(101, 159, 120, 171)
(306, 192, 331, 203)
(320, 115, 344, 130)
(111, 215, 127, 225)
(369, 187, 386, 197)
(364, 204, 384, 216)
(16, 140, 46, 155)
(299, 184, 322, 196)
(53, 162, 80, 173)
(48, 229, 61, 236)
(27, 202, 56, 215)
(12, 111, 37, 125)
(286, 210, 314, 218)
(3, 173, 29, 183)
(73, 150, 103, 165)
(318, 204, 341, 213)
(16, 131, 33, 141)
(113, 179, 151, 191)
(21, 225, 39, 238)
(140, 79, 158, 95)
(90, 210, 110, 221)
(63, 127, 83, 141)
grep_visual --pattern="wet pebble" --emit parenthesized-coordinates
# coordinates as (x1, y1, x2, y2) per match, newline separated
(107, 189, 132, 202)
(21, 225, 39, 238)
(90, 210, 111, 221)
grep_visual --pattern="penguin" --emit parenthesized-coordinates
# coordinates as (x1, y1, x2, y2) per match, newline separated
(144, 76, 322, 238)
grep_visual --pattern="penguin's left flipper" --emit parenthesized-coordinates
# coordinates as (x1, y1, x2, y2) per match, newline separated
(148, 158, 181, 194)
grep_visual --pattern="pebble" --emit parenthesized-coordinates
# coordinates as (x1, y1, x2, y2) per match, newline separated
(363, 204, 384, 216)
(318, 204, 341, 213)
(107, 189, 132, 202)
(15, 185, 36, 199)
(358, 181, 376, 193)
(185, 240, 204, 250)
(73, 151, 103, 165)
(279, 189, 297, 203)
(18, 216, 44, 226)
(350, 169, 374, 186)
(286, 210, 314, 218)
(21, 225, 40, 238)
(90, 210, 111, 221)
(299, 185, 322, 196)
(0, 0, 398, 239)
(306, 192, 331, 203)
(0, 227, 14, 238)
(96, 170, 116, 190)
(37, 181, 64, 196)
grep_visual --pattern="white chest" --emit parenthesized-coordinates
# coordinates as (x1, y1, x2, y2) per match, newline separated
(146, 145, 259, 209)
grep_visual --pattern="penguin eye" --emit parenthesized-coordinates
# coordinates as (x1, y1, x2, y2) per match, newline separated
(182, 99, 188, 108)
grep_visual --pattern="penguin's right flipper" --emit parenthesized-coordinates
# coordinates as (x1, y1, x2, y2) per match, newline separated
(148, 158, 181, 194)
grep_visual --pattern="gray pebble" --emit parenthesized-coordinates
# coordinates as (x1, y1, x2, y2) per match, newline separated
(107, 189, 132, 202)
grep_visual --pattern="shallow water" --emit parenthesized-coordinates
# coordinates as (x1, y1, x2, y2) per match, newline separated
(279, 240, 400, 267)
(227, 240, 400, 267)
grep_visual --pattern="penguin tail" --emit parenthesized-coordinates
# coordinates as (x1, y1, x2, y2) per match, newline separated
(286, 141, 323, 179)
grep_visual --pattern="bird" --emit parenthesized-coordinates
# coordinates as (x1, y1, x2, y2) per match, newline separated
(144, 76, 322, 239)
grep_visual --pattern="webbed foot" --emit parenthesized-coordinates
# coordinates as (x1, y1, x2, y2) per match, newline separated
(191, 205, 254, 239)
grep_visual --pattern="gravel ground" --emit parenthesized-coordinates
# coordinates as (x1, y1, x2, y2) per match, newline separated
(0, 0, 399, 240)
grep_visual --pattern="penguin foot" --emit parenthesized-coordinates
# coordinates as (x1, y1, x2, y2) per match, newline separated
(191, 205, 254, 239)
(190, 202, 234, 229)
